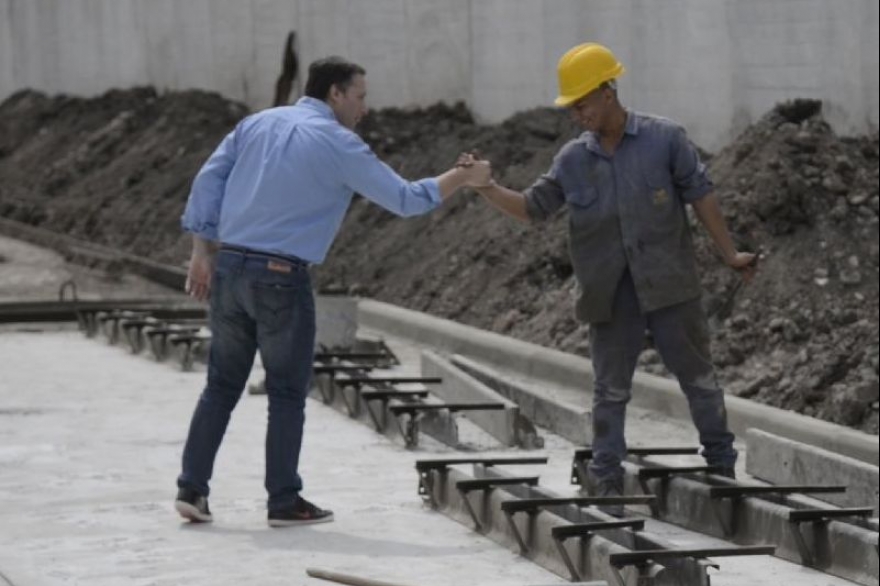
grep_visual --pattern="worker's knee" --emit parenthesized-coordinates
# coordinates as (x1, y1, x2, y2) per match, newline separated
(594, 383, 631, 403)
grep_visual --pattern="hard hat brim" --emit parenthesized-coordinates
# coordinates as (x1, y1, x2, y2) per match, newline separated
(553, 65, 625, 108)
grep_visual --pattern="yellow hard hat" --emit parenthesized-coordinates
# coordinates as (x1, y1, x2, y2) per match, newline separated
(554, 43, 625, 107)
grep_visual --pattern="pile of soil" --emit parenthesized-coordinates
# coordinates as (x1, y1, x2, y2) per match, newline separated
(0, 88, 877, 433)
(0, 88, 247, 264)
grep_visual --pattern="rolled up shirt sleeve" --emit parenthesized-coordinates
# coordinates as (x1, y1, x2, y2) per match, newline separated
(334, 130, 440, 217)
(524, 156, 566, 221)
(670, 125, 713, 203)
(181, 126, 240, 240)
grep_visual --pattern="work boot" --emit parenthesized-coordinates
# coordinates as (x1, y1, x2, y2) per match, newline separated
(716, 467, 736, 480)
(589, 475, 625, 517)
(175, 487, 213, 523)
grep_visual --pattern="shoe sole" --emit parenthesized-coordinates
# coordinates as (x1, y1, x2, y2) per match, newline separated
(175, 500, 213, 523)
(267, 513, 334, 528)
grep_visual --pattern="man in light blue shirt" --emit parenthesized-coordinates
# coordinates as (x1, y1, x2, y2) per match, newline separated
(174, 56, 491, 527)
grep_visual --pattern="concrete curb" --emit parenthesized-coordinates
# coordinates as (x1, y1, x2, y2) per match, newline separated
(420, 350, 543, 448)
(746, 428, 880, 515)
(450, 354, 591, 446)
(358, 299, 879, 466)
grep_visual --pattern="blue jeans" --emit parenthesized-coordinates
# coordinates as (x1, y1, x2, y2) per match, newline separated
(587, 271, 737, 480)
(177, 248, 316, 512)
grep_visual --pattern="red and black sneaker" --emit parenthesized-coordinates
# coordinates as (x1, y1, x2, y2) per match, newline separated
(268, 496, 334, 527)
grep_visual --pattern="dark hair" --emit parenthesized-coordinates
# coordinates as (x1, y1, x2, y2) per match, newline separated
(304, 56, 366, 101)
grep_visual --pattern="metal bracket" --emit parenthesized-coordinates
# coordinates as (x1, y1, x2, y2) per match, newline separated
(361, 390, 429, 432)
(58, 279, 78, 302)
(455, 477, 540, 531)
(76, 309, 99, 337)
(787, 507, 874, 567)
(609, 546, 775, 586)
(502, 508, 534, 555)
(571, 455, 589, 486)
(789, 519, 815, 567)
(338, 384, 361, 417)
(394, 411, 420, 449)
(363, 396, 389, 432)
(501, 496, 655, 555)
(415, 458, 548, 508)
(708, 486, 849, 539)
(610, 561, 664, 586)
(711, 496, 739, 537)
(637, 466, 720, 519)
(314, 375, 337, 405)
(552, 520, 645, 582)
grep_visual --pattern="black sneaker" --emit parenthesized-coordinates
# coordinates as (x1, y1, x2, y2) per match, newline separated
(268, 497, 334, 527)
(175, 487, 213, 523)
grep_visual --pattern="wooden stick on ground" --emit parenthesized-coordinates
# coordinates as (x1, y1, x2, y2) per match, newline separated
(306, 568, 417, 586)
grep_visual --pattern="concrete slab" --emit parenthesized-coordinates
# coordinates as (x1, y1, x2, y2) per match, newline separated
(0, 329, 565, 586)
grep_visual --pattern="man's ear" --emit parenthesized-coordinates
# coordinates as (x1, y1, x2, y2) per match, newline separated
(327, 83, 343, 103)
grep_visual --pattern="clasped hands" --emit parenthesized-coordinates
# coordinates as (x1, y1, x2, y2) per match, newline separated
(455, 151, 494, 189)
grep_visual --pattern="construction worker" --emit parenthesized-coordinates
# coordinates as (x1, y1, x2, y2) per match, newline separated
(465, 43, 755, 515)
(175, 56, 491, 527)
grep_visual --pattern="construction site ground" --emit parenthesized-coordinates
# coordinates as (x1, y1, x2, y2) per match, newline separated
(0, 224, 866, 586)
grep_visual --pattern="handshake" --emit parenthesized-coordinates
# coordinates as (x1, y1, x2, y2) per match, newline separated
(454, 151, 495, 190)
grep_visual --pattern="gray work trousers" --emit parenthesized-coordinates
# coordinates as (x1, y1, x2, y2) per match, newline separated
(587, 270, 737, 481)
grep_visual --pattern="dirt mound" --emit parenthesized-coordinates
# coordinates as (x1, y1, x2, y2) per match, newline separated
(696, 100, 879, 428)
(0, 88, 247, 264)
(0, 89, 876, 433)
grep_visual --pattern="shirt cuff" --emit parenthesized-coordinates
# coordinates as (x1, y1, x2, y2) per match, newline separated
(680, 182, 714, 203)
(181, 219, 219, 242)
(422, 177, 442, 206)
(523, 190, 548, 221)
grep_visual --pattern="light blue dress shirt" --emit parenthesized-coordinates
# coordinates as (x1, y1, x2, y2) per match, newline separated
(181, 97, 441, 263)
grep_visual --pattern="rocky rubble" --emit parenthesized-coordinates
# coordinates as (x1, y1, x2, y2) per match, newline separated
(0, 89, 876, 433)
(694, 100, 879, 430)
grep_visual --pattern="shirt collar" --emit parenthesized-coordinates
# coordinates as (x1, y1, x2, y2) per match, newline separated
(296, 96, 336, 120)
(580, 109, 639, 154)
(623, 109, 639, 136)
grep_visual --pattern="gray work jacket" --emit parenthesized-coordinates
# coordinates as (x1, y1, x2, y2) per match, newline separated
(524, 111, 713, 323)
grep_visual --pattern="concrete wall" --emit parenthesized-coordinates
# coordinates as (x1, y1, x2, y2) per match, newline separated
(0, 0, 877, 151)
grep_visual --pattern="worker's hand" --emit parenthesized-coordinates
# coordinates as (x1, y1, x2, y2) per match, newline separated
(455, 151, 494, 188)
(726, 251, 759, 283)
(462, 158, 493, 188)
(455, 150, 487, 168)
(185, 248, 215, 302)
(455, 152, 475, 168)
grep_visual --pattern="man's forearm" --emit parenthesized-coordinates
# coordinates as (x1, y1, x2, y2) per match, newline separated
(475, 182, 531, 222)
(436, 167, 473, 200)
(691, 194, 737, 262)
